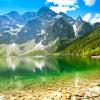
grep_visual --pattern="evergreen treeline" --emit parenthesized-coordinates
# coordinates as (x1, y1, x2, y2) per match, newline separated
(59, 27, 100, 56)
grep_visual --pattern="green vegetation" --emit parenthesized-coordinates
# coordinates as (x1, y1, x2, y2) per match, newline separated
(59, 27, 100, 56)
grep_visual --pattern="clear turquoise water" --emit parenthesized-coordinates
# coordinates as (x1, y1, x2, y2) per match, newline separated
(0, 56, 100, 91)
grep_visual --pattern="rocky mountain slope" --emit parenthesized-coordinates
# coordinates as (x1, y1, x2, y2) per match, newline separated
(59, 27, 100, 56)
(0, 11, 36, 44)
(73, 16, 92, 37)
(0, 7, 99, 56)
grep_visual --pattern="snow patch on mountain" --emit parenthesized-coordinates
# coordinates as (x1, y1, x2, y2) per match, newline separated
(16, 24, 24, 28)
(37, 29, 45, 36)
(4, 26, 23, 35)
(35, 41, 45, 50)
(54, 14, 62, 19)
(5, 15, 16, 23)
(73, 24, 78, 37)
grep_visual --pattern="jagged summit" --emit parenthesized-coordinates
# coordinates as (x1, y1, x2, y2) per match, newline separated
(37, 7, 56, 14)
(76, 16, 83, 22)
(37, 7, 57, 19)
(59, 12, 75, 24)
(5, 11, 19, 16)
(73, 15, 92, 36)
(5, 11, 20, 20)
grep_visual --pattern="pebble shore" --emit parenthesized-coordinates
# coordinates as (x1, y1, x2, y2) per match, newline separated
(0, 79, 100, 100)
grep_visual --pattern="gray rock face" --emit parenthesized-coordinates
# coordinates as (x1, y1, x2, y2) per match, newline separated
(43, 17, 75, 45)
(37, 7, 57, 19)
(16, 7, 75, 45)
(21, 12, 36, 24)
(93, 22, 100, 28)
(0, 11, 36, 44)
(0, 7, 96, 47)
(17, 18, 42, 44)
(73, 16, 92, 37)
(59, 12, 75, 24)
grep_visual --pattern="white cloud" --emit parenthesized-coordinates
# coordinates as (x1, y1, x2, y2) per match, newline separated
(83, 0, 96, 6)
(83, 13, 100, 24)
(47, 0, 77, 6)
(82, 13, 92, 22)
(50, 5, 78, 13)
(46, 0, 79, 13)
(91, 14, 100, 24)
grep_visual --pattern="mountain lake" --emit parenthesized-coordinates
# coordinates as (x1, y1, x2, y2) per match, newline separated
(0, 56, 100, 100)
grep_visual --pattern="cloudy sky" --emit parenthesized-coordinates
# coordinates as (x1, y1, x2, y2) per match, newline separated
(0, 0, 100, 23)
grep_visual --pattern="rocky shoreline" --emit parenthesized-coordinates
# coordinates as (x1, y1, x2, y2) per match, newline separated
(0, 79, 100, 100)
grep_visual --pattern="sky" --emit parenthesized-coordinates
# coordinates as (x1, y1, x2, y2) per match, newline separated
(0, 0, 100, 23)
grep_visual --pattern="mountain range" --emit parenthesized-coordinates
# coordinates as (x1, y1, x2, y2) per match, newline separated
(0, 7, 100, 56)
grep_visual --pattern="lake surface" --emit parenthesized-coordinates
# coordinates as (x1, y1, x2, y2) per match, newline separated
(0, 56, 100, 99)
(0, 56, 100, 90)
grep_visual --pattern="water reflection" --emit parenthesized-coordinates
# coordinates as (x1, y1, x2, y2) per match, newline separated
(0, 56, 100, 90)
(5, 57, 58, 73)
(6, 57, 18, 71)
(0, 56, 100, 75)
(6, 57, 45, 72)
(74, 73, 80, 95)
(74, 73, 80, 88)
(34, 60, 45, 70)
